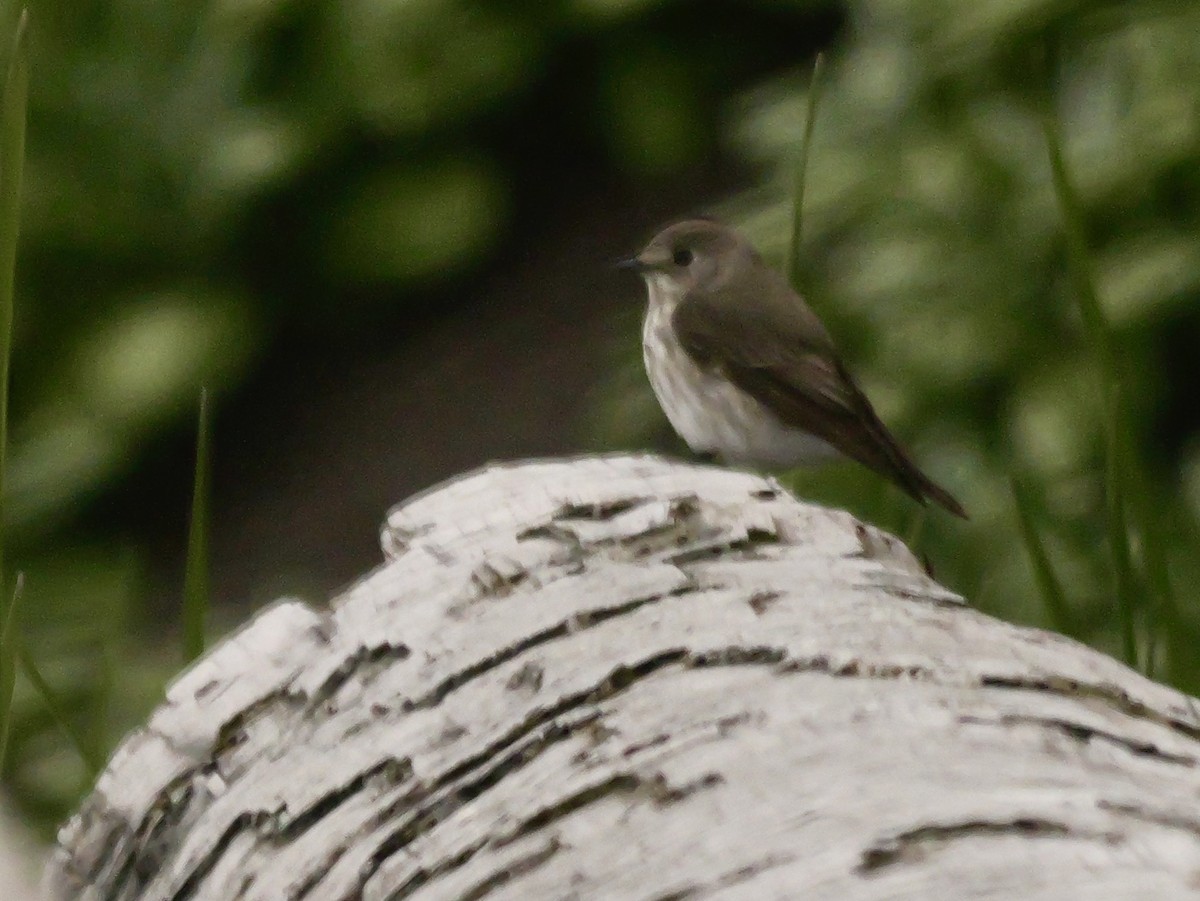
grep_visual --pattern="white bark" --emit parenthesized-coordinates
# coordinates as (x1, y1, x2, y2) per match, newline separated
(48, 454, 1200, 900)
(0, 795, 43, 901)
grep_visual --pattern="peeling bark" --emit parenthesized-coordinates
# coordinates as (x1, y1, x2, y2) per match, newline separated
(48, 454, 1200, 899)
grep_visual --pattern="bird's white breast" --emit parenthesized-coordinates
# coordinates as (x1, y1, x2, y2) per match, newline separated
(641, 278, 839, 468)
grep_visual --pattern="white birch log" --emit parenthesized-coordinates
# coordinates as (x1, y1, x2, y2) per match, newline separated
(0, 796, 43, 901)
(47, 454, 1200, 900)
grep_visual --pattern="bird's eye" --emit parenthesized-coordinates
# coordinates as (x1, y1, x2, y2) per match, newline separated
(672, 248, 693, 267)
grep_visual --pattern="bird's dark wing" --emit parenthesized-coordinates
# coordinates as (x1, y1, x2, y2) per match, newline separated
(672, 272, 967, 517)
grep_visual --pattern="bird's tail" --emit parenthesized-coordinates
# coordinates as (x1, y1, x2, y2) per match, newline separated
(847, 379, 968, 519)
(907, 468, 968, 519)
(830, 361, 969, 518)
(867, 428, 968, 519)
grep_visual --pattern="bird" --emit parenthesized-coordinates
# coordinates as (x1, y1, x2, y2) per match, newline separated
(620, 218, 967, 518)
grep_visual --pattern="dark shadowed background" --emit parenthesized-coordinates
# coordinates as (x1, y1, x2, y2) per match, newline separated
(3, 0, 1199, 836)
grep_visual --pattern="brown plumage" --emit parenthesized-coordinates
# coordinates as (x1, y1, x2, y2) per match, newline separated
(626, 218, 967, 518)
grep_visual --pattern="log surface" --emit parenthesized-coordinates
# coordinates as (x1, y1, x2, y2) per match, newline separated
(1, 798, 42, 901)
(49, 454, 1200, 899)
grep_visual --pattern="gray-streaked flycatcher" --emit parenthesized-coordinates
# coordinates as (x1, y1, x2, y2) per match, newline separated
(621, 218, 967, 518)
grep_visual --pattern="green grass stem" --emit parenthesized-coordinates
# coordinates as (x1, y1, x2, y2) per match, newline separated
(0, 570, 21, 772)
(16, 630, 104, 778)
(0, 9, 27, 774)
(182, 388, 211, 664)
(88, 563, 129, 770)
(787, 52, 824, 292)
(1036, 38, 1140, 668)
(1012, 478, 1074, 636)
(904, 505, 928, 550)
(1118, 440, 1181, 683)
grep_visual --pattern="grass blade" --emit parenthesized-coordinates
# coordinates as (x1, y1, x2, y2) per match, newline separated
(0, 11, 26, 775)
(89, 554, 129, 770)
(0, 571, 21, 772)
(0, 571, 23, 773)
(15, 632, 104, 778)
(1012, 479, 1073, 636)
(0, 8, 25, 584)
(904, 505, 928, 550)
(1146, 524, 1183, 685)
(787, 52, 824, 292)
(182, 388, 211, 664)
(1036, 38, 1139, 667)
(1098, 391, 1138, 666)
(1118, 439, 1180, 683)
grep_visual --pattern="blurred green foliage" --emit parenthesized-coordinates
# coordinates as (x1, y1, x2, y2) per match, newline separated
(599, 0, 1200, 686)
(2, 0, 838, 836)
(4, 0, 1199, 846)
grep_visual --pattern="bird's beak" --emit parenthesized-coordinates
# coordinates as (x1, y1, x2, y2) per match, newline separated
(615, 256, 649, 273)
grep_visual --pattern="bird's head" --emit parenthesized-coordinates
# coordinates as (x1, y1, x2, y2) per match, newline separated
(619, 218, 754, 295)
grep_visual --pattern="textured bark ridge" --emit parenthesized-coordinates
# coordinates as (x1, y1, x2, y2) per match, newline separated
(49, 455, 1200, 899)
